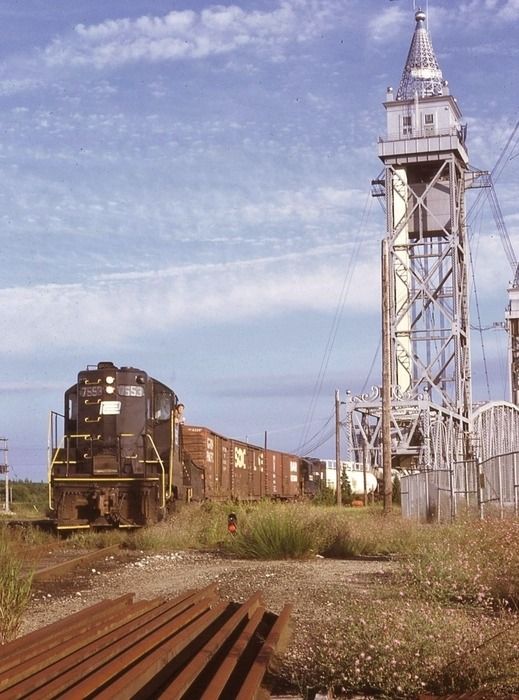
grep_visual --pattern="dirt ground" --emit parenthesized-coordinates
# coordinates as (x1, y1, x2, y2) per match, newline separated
(23, 548, 394, 697)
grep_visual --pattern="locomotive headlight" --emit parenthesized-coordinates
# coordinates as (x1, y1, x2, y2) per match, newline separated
(106, 376, 115, 384)
(106, 385, 115, 394)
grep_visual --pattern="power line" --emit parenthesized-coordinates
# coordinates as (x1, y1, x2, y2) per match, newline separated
(296, 190, 374, 454)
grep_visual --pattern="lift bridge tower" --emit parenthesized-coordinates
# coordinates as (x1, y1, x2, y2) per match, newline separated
(346, 9, 485, 478)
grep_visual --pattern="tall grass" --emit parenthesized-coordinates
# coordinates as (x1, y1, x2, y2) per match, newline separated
(124, 501, 461, 560)
(224, 502, 325, 559)
(0, 527, 33, 643)
(316, 507, 426, 557)
(132, 501, 239, 551)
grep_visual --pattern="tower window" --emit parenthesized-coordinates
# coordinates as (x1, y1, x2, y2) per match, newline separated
(424, 113, 434, 125)
(402, 115, 413, 136)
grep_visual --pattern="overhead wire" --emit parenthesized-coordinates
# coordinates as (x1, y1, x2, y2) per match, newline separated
(295, 189, 374, 455)
(361, 337, 381, 394)
(468, 223, 492, 401)
(466, 118, 519, 400)
(297, 412, 335, 457)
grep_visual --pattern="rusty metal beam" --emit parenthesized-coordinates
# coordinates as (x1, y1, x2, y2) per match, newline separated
(0, 585, 291, 700)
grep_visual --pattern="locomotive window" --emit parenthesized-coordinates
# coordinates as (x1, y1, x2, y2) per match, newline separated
(154, 392, 172, 421)
(68, 395, 77, 421)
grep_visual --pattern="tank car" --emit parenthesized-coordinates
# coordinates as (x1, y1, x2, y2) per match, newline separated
(307, 459, 378, 496)
(48, 362, 191, 530)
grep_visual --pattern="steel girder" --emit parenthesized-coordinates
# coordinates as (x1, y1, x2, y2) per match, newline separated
(344, 387, 468, 473)
(385, 155, 471, 419)
(472, 400, 519, 462)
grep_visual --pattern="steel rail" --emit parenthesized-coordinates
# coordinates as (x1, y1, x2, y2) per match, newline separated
(32, 543, 122, 582)
(0, 585, 291, 699)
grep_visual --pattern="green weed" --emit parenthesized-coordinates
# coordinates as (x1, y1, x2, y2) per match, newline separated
(0, 528, 33, 643)
(224, 502, 323, 559)
(400, 516, 519, 609)
(283, 591, 519, 698)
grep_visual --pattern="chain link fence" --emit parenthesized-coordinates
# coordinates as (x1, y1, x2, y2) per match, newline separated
(400, 451, 519, 521)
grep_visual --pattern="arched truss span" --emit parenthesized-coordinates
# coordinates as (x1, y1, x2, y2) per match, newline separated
(472, 401, 519, 462)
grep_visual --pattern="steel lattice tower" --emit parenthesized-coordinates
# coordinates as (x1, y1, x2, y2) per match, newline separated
(347, 9, 481, 474)
(381, 9, 471, 418)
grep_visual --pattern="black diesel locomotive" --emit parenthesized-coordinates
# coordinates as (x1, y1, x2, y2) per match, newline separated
(48, 362, 193, 530)
(48, 362, 312, 530)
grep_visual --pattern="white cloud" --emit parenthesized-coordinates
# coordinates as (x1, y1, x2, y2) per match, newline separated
(41, 1, 339, 70)
(0, 380, 63, 391)
(498, 0, 519, 18)
(0, 78, 43, 96)
(367, 5, 406, 44)
(238, 186, 366, 225)
(455, 0, 519, 25)
(0, 246, 379, 355)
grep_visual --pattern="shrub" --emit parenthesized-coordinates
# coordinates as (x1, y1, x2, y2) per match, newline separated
(312, 485, 337, 506)
(0, 528, 33, 642)
(2, 480, 49, 518)
(224, 502, 323, 559)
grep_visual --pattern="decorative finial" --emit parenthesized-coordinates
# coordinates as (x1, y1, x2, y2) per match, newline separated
(396, 5, 444, 100)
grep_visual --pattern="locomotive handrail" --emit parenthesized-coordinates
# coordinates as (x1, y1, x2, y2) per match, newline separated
(48, 433, 95, 509)
(115, 432, 166, 501)
(144, 433, 166, 509)
(48, 433, 67, 510)
(49, 431, 166, 516)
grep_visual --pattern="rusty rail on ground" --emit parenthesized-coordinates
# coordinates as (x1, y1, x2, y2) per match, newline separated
(0, 584, 292, 699)
(419, 694, 519, 699)
(32, 544, 121, 583)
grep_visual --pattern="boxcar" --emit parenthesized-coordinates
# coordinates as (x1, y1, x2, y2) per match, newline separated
(179, 425, 303, 500)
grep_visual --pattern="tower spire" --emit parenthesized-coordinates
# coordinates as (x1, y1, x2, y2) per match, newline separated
(396, 8, 444, 101)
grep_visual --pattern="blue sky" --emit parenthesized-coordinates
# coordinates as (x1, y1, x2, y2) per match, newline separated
(0, 0, 518, 480)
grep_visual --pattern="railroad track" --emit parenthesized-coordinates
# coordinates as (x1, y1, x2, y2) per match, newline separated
(32, 544, 122, 583)
(0, 584, 292, 699)
(3, 517, 55, 532)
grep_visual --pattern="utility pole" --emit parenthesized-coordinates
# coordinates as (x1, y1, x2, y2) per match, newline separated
(335, 389, 342, 506)
(381, 241, 393, 514)
(0, 438, 11, 514)
(263, 430, 268, 498)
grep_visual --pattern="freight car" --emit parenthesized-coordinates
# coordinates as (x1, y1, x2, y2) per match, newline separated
(182, 425, 306, 501)
(48, 362, 311, 530)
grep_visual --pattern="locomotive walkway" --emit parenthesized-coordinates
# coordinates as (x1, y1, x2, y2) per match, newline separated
(0, 584, 291, 699)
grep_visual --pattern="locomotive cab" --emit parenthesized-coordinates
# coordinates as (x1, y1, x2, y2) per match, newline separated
(49, 362, 183, 530)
